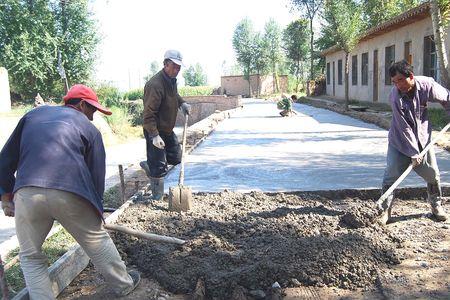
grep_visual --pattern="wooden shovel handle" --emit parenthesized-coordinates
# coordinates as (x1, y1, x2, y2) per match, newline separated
(104, 223, 186, 245)
(179, 114, 188, 185)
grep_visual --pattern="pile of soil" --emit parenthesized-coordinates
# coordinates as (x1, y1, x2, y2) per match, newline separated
(111, 191, 403, 299)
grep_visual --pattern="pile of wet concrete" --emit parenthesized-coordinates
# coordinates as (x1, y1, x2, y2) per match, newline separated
(111, 190, 406, 299)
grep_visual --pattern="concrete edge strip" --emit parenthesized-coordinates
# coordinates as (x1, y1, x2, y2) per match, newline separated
(11, 107, 241, 300)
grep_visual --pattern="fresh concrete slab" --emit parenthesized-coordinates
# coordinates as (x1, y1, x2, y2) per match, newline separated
(165, 99, 450, 192)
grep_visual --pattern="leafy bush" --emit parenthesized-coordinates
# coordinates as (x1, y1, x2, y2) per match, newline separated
(95, 83, 122, 107)
(105, 106, 142, 142)
(178, 86, 213, 96)
(123, 100, 144, 126)
(123, 88, 144, 100)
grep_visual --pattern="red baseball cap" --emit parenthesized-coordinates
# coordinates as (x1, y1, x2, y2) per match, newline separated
(63, 84, 112, 115)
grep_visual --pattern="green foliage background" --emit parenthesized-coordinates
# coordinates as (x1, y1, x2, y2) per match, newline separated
(0, 0, 99, 100)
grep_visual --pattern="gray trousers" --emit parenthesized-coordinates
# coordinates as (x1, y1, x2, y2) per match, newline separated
(382, 144, 440, 188)
(14, 187, 133, 299)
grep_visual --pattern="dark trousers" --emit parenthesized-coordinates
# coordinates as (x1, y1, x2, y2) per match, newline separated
(144, 130, 182, 178)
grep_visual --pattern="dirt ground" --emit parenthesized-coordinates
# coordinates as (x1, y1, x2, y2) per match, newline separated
(58, 188, 450, 300)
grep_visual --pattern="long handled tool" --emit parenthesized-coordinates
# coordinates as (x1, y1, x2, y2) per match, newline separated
(168, 115, 193, 212)
(104, 223, 185, 245)
(376, 122, 450, 207)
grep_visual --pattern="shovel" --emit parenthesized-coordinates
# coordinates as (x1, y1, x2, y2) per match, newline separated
(168, 115, 193, 212)
(376, 121, 450, 207)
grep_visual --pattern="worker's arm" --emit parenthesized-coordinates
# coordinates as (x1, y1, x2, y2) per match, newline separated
(429, 78, 450, 115)
(0, 116, 26, 195)
(143, 83, 164, 137)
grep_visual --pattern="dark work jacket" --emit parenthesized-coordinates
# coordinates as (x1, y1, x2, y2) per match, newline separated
(0, 105, 106, 215)
(143, 70, 185, 137)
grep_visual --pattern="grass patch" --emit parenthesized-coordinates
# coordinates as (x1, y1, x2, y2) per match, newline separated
(5, 227, 76, 295)
(429, 108, 450, 130)
(105, 106, 143, 143)
(103, 185, 122, 208)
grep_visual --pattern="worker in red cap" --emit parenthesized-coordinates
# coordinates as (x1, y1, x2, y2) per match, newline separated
(0, 84, 140, 299)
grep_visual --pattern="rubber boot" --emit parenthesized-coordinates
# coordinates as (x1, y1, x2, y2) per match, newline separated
(150, 177, 164, 200)
(139, 161, 151, 178)
(427, 183, 448, 222)
(377, 186, 394, 225)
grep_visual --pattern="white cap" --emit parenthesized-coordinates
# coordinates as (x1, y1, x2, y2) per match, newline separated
(164, 49, 183, 66)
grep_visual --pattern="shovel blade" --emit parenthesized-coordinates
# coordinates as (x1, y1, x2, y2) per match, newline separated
(169, 185, 193, 212)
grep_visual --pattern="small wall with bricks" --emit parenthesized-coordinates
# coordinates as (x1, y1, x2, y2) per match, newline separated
(221, 74, 288, 97)
(175, 95, 242, 126)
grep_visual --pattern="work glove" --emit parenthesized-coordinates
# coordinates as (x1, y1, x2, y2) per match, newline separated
(1, 193, 15, 217)
(180, 103, 191, 116)
(152, 135, 165, 149)
(412, 156, 423, 168)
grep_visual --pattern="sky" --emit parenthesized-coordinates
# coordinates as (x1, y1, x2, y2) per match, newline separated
(89, 0, 299, 91)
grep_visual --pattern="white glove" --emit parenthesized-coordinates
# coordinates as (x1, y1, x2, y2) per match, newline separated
(152, 135, 165, 149)
(180, 103, 191, 116)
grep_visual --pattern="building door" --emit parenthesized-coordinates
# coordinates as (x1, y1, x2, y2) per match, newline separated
(373, 50, 378, 102)
(332, 61, 336, 96)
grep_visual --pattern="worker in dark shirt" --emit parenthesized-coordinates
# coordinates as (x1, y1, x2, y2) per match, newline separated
(378, 60, 449, 225)
(0, 84, 140, 299)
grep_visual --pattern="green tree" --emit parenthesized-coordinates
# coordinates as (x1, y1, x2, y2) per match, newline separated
(0, 0, 57, 99)
(144, 60, 160, 82)
(53, 0, 99, 92)
(263, 19, 283, 93)
(282, 19, 310, 92)
(324, 0, 364, 110)
(289, 0, 324, 81)
(362, 0, 420, 29)
(0, 0, 99, 100)
(233, 18, 256, 97)
(183, 63, 207, 86)
(431, 0, 450, 87)
(252, 33, 270, 97)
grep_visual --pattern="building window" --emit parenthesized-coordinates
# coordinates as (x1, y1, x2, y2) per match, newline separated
(404, 41, 412, 65)
(352, 55, 358, 85)
(361, 52, 368, 86)
(326, 62, 330, 84)
(424, 35, 437, 79)
(385, 45, 395, 85)
(338, 59, 342, 85)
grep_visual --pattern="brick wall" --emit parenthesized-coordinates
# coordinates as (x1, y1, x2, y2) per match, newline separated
(175, 95, 242, 126)
(221, 74, 288, 97)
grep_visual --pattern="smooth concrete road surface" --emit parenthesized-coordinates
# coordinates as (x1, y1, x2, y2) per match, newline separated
(165, 99, 450, 192)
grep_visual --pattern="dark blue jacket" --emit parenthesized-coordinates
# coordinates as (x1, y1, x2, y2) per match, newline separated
(0, 105, 106, 214)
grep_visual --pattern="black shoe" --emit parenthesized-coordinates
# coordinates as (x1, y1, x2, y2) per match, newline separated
(120, 270, 141, 296)
(139, 161, 151, 178)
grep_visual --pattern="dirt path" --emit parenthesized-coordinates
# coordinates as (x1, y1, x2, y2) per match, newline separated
(58, 189, 449, 300)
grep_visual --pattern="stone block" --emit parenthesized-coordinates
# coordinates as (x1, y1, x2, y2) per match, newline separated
(0, 67, 11, 113)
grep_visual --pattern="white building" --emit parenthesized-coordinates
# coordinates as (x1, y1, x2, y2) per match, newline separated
(322, 2, 450, 103)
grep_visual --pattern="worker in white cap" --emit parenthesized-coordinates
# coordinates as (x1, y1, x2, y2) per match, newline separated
(140, 50, 190, 200)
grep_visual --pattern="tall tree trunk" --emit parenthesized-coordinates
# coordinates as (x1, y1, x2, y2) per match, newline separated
(309, 18, 314, 81)
(256, 72, 260, 97)
(344, 52, 349, 111)
(430, 0, 450, 88)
